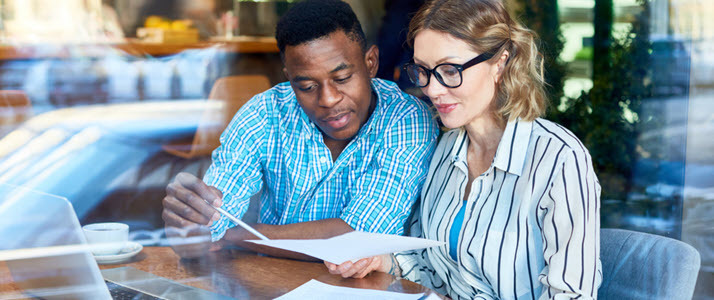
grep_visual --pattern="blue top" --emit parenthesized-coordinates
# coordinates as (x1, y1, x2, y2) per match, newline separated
(205, 79, 439, 241)
(449, 200, 467, 261)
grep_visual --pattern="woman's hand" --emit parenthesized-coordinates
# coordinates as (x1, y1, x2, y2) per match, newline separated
(324, 254, 397, 279)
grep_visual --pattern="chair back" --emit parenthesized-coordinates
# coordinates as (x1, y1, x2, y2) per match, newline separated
(599, 228, 700, 299)
(163, 75, 271, 159)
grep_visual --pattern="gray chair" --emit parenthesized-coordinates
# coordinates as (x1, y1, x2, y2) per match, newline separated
(599, 228, 701, 299)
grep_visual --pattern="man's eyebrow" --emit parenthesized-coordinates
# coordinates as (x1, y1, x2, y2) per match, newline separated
(290, 63, 353, 82)
(330, 63, 353, 74)
(292, 76, 312, 82)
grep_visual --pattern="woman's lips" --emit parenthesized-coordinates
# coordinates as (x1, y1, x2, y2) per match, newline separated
(323, 112, 351, 130)
(434, 103, 457, 114)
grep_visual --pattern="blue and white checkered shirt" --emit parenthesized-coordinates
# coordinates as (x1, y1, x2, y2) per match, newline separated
(206, 78, 439, 241)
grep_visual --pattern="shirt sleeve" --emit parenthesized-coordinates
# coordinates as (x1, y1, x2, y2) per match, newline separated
(204, 95, 267, 242)
(394, 202, 452, 297)
(538, 148, 602, 300)
(340, 107, 438, 235)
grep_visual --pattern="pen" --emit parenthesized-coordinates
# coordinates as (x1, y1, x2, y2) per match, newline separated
(212, 205, 270, 241)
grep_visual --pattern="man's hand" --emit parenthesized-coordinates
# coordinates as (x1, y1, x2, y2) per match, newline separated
(162, 172, 223, 258)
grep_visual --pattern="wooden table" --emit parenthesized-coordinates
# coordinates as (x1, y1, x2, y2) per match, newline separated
(1, 247, 442, 299)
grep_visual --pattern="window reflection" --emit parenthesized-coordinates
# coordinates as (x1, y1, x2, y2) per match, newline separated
(0, 0, 712, 298)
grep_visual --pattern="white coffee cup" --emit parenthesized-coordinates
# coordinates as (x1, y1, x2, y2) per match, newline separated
(82, 222, 129, 256)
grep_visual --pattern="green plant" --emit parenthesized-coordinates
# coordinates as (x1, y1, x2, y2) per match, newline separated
(511, 0, 653, 199)
(574, 46, 593, 61)
(557, 0, 653, 200)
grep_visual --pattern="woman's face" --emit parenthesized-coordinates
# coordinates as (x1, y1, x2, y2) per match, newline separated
(413, 29, 501, 129)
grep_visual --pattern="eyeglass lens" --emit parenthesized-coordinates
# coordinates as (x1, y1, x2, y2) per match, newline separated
(405, 64, 463, 88)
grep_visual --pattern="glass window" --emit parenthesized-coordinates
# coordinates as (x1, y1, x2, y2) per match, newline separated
(0, 0, 712, 298)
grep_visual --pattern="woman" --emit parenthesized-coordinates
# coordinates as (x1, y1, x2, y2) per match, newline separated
(325, 0, 602, 299)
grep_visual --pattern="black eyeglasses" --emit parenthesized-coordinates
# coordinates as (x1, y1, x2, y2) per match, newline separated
(402, 51, 496, 88)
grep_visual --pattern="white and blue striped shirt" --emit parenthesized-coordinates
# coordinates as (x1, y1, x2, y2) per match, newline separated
(396, 118, 602, 300)
(206, 79, 439, 241)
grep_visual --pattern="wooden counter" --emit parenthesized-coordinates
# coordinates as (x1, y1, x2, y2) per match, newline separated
(0, 36, 278, 60)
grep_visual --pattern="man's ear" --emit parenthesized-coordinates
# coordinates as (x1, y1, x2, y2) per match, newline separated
(364, 45, 379, 78)
(282, 67, 290, 81)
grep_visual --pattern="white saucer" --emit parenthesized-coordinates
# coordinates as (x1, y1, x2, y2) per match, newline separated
(93, 242, 143, 264)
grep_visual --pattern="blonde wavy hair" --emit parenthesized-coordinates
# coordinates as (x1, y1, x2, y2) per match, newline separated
(408, 0, 546, 122)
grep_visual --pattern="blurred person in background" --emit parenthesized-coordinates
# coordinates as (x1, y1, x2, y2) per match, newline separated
(326, 0, 602, 299)
(376, 0, 425, 91)
(181, 0, 218, 38)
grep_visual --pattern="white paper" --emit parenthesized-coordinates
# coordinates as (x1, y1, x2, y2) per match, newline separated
(246, 231, 444, 264)
(274, 279, 425, 300)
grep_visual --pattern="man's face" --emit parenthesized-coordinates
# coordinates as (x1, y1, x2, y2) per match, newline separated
(283, 30, 379, 142)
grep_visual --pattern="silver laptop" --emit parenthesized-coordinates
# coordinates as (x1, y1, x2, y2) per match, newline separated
(0, 183, 233, 299)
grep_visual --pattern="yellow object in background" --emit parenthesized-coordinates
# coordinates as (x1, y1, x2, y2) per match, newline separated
(156, 22, 171, 30)
(139, 16, 198, 43)
(170, 20, 192, 31)
(144, 16, 194, 31)
(144, 16, 165, 28)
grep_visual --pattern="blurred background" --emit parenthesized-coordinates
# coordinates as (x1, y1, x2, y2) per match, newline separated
(0, 0, 712, 298)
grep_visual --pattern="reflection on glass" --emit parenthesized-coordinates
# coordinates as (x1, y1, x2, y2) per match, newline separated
(0, 0, 711, 298)
(0, 183, 111, 299)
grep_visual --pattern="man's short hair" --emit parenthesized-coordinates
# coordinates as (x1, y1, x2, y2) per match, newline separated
(275, 0, 367, 54)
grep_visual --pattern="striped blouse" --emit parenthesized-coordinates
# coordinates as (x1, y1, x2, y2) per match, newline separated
(395, 118, 602, 300)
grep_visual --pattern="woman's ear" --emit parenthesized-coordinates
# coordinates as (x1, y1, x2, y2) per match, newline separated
(494, 50, 509, 83)
(365, 45, 379, 78)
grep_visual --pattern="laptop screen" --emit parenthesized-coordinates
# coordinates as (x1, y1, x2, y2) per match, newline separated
(0, 183, 112, 299)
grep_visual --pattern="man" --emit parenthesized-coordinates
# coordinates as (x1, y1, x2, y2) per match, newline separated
(162, 0, 438, 260)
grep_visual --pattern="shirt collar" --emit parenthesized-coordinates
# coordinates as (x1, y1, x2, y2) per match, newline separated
(449, 118, 532, 176)
(358, 79, 386, 136)
(492, 118, 532, 176)
(449, 129, 469, 174)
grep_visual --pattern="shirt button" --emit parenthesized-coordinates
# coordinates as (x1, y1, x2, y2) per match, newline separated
(320, 157, 327, 163)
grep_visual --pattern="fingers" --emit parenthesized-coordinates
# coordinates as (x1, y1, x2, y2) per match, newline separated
(324, 261, 337, 272)
(354, 259, 379, 278)
(325, 261, 345, 275)
(163, 192, 214, 226)
(325, 257, 377, 279)
(334, 261, 357, 277)
(168, 182, 218, 222)
(176, 172, 221, 204)
(350, 258, 377, 279)
(162, 206, 196, 228)
(164, 173, 221, 226)
(162, 173, 224, 260)
(207, 186, 224, 207)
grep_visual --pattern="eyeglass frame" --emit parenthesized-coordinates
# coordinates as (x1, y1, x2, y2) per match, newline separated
(401, 50, 498, 89)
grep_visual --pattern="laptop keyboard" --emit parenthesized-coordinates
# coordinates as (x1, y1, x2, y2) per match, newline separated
(106, 280, 163, 300)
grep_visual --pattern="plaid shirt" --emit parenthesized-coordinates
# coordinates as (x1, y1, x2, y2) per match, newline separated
(206, 79, 438, 241)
